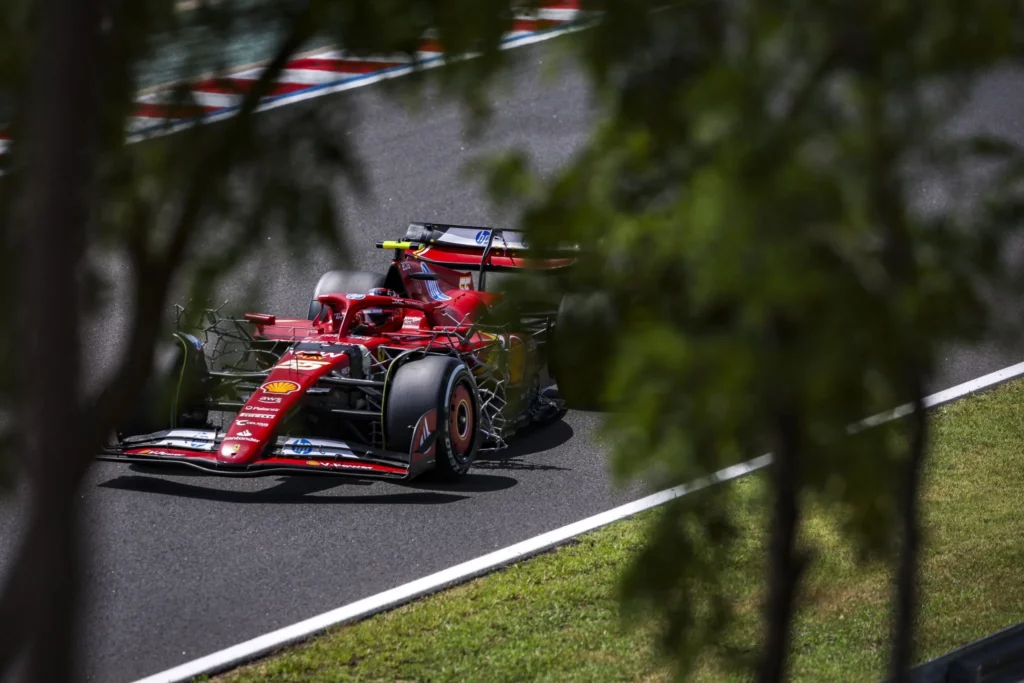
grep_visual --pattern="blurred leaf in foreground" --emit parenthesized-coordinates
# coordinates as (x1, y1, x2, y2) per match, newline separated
(0, 0, 535, 679)
(487, 0, 1024, 680)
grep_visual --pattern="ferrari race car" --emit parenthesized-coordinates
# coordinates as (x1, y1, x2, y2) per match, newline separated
(98, 222, 583, 481)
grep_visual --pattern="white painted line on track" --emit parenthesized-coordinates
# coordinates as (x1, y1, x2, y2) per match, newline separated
(145, 90, 242, 110)
(310, 49, 414, 63)
(133, 359, 1024, 683)
(534, 8, 583, 20)
(853, 360, 1024, 431)
(233, 68, 352, 86)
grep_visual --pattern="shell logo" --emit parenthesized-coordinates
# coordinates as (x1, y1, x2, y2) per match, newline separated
(261, 380, 300, 395)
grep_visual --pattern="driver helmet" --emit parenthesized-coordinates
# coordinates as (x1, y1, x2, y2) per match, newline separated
(352, 289, 403, 334)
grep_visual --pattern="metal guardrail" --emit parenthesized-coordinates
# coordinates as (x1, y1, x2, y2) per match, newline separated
(883, 621, 1024, 683)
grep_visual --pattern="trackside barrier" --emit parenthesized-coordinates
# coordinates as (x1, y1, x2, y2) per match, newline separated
(0, 2, 596, 170)
(882, 621, 1024, 683)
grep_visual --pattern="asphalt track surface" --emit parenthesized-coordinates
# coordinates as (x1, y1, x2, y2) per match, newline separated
(2, 40, 1024, 683)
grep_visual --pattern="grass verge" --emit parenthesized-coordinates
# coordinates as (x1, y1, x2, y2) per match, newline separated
(217, 379, 1024, 682)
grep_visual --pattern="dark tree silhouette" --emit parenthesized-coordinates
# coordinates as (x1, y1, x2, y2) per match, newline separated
(0, 1, 523, 680)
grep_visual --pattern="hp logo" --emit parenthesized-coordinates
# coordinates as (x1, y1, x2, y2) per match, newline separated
(474, 230, 490, 245)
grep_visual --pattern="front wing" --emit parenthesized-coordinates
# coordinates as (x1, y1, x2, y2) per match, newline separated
(97, 429, 428, 479)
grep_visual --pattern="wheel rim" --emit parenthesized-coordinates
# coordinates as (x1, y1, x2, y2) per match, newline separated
(449, 382, 474, 458)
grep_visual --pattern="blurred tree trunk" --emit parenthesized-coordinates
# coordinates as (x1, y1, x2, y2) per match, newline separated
(758, 412, 806, 683)
(869, 78, 929, 680)
(889, 373, 928, 681)
(0, 0, 100, 680)
(0, 0, 509, 678)
(758, 311, 808, 683)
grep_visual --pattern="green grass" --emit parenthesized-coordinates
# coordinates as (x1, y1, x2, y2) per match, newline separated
(218, 379, 1024, 682)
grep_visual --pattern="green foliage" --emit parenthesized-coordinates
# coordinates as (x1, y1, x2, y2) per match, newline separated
(618, 489, 752, 677)
(483, 0, 1024, 677)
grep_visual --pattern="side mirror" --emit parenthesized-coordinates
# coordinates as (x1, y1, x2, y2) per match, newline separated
(244, 312, 277, 325)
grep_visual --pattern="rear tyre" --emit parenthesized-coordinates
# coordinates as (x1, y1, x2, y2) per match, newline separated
(307, 270, 387, 321)
(385, 355, 481, 481)
(549, 293, 617, 411)
(121, 333, 210, 437)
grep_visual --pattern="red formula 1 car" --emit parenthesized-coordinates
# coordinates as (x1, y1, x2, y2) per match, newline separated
(99, 223, 579, 481)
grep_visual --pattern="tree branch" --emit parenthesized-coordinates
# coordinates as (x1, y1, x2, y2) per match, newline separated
(888, 371, 927, 682)
(81, 4, 316, 456)
(757, 407, 807, 683)
(757, 313, 808, 683)
(0, 0, 100, 677)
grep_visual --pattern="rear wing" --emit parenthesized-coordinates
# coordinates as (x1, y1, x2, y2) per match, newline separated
(375, 222, 579, 277)
(404, 223, 545, 251)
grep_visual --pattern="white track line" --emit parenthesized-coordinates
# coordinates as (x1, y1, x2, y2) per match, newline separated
(854, 359, 1024, 431)
(133, 359, 1024, 683)
(309, 49, 414, 63)
(535, 8, 582, 20)
(233, 68, 356, 86)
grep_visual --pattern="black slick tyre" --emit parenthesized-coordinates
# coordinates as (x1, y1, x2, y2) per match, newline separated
(122, 333, 210, 437)
(307, 270, 387, 321)
(385, 355, 481, 481)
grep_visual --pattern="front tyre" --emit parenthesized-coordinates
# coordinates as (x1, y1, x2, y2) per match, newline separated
(122, 333, 210, 437)
(385, 356, 481, 481)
